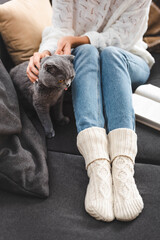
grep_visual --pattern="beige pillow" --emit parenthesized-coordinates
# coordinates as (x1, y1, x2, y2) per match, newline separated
(0, 0, 52, 65)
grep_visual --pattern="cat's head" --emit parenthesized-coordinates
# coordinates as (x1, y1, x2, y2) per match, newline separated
(38, 54, 75, 90)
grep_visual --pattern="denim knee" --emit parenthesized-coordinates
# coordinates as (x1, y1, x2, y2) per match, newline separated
(73, 44, 99, 62)
(100, 46, 126, 64)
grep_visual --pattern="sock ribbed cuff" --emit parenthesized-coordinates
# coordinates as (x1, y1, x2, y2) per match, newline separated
(108, 128, 137, 163)
(77, 127, 110, 169)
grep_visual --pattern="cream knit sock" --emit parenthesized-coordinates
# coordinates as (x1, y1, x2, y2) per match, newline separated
(77, 127, 114, 222)
(108, 128, 144, 221)
(85, 159, 114, 222)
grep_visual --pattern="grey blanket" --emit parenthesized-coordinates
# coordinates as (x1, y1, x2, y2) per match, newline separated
(0, 60, 49, 198)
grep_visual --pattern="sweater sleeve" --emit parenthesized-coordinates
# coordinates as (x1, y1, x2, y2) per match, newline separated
(83, 0, 152, 51)
(39, 0, 74, 55)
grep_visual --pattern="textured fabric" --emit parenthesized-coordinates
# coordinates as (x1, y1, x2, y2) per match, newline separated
(77, 127, 109, 169)
(39, 0, 154, 68)
(0, 60, 49, 198)
(77, 127, 114, 222)
(0, 151, 159, 240)
(77, 126, 114, 221)
(85, 160, 114, 222)
(108, 128, 137, 163)
(109, 128, 144, 221)
(112, 157, 144, 221)
(0, 0, 52, 65)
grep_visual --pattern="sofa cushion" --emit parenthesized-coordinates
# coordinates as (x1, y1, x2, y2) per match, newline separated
(0, 0, 52, 65)
(0, 151, 159, 240)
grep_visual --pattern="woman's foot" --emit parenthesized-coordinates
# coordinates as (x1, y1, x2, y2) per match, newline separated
(112, 156, 144, 221)
(108, 128, 144, 221)
(77, 127, 114, 222)
(85, 159, 115, 222)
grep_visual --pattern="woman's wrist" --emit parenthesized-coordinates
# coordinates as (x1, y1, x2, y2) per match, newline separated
(71, 36, 90, 48)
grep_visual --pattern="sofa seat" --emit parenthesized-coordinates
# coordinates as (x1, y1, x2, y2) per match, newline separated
(0, 151, 159, 240)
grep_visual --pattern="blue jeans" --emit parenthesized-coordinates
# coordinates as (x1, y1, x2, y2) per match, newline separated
(71, 45, 150, 134)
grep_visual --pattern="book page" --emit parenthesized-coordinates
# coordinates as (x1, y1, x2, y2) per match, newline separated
(134, 84, 160, 103)
(132, 94, 160, 130)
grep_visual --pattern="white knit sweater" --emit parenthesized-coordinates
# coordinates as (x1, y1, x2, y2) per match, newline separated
(39, 0, 155, 68)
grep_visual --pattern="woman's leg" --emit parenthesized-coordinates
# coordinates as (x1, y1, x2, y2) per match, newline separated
(100, 46, 150, 221)
(72, 44, 104, 132)
(71, 44, 114, 222)
(100, 46, 150, 132)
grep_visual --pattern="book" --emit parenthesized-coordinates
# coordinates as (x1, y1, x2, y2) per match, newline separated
(132, 84, 160, 131)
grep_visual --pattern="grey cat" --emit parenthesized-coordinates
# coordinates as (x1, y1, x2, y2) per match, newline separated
(10, 54, 75, 138)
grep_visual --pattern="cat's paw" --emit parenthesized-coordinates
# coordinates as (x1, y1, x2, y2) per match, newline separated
(57, 116, 70, 126)
(46, 129, 55, 138)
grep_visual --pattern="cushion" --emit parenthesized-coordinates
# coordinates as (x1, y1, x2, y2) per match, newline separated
(0, 0, 52, 65)
(0, 151, 159, 240)
(144, 1, 160, 53)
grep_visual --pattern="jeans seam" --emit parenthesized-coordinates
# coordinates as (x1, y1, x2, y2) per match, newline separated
(97, 57, 102, 128)
(97, 64, 100, 126)
(124, 55, 150, 74)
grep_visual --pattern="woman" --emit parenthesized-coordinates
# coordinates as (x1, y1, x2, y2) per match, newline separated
(27, 0, 154, 222)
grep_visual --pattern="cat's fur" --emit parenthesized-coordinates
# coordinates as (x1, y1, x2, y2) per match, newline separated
(10, 55, 75, 138)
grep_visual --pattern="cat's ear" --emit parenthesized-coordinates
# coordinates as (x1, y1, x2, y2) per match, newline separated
(64, 55, 75, 63)
(45, 64, 61, 75)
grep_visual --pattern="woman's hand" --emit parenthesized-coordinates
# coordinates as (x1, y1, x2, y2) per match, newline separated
(55, 36, 74, 55)
(55, 36, 90, 55)
(27, 50, 51, 82)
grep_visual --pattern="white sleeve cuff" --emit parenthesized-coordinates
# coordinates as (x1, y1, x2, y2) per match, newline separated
(39, 45, 56, 55)
(83, 31, 108, 50)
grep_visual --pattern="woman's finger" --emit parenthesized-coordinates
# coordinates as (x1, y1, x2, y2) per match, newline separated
(55, 39, 65, 54)
(55, 49, 64, 55)
(27, 57, 39, 82)
(63, 43, 71, 55)
(33, 52, 41, 70)
(55, 48, 63, 55)
(29, 56, 39, 76)
(27, 68, 38, 82)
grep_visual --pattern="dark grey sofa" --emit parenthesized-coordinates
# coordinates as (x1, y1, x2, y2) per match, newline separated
(0, 1, 160, 239)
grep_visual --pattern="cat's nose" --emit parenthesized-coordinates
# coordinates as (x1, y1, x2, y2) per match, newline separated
(66, 79, 72, 88)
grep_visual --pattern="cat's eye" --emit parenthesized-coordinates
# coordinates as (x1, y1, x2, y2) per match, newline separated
(59, 80, 64, 83)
